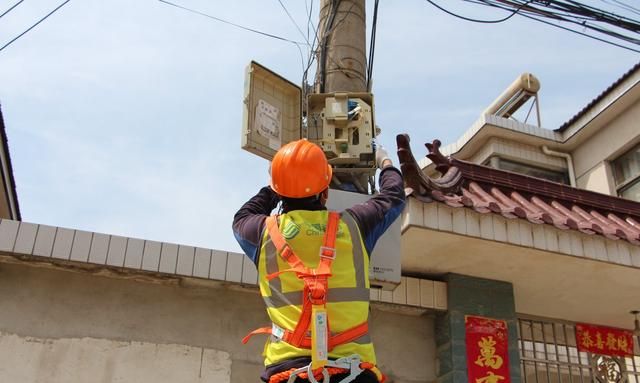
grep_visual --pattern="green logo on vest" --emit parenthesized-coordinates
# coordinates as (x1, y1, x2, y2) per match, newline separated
(282, 221, 300, 239)
(304, 223, 345, 237)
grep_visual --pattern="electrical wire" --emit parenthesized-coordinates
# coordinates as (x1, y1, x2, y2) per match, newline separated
(305, 0, 318, 44)
(366, 0, 379, 92)
(608, 0, 640, 16)
(158, 0, 308, 46)
(519, 10, 640, 53)
(301, 0, 323, 95)
(425, 0, 532, 23)
(0, 0, 71, 53)
(319, 0, 340, 93)
(455, 0, 640, 51)
(491, 0, 640, 32)
(0, 0, 25, 19)
(598, 0, 640, 17)
(276, 0, 310, 45)
(462, 0, 640, 28)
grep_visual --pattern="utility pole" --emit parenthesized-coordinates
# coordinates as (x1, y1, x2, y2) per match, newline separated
(315, 0, 367, 94)
(310, 0, 376, 194)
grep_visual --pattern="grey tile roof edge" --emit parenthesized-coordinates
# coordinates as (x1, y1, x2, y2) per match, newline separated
(0, 104, 21, 221)
(556, 62, 640, 132)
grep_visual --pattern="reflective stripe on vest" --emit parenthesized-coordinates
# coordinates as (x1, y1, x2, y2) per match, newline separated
(263, 213, 368, 308)
(257, 210, 376, 366)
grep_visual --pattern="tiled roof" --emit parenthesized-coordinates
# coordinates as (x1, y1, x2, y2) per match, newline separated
(556, 62, 640, 132)
(397, 134, 640, 245)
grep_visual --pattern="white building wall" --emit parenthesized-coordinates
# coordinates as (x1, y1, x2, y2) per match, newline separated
(0, 261, 437, 383)
(573, 99, 640, 194)
(468, 137, 567, 170)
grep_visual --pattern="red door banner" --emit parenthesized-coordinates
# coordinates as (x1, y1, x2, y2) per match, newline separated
(575, 323, 634, 357)
(466, 315, 511, 383)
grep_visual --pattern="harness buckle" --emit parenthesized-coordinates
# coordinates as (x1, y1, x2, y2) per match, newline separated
(319, 246, 336, 260)
(308, 290, 326, 305)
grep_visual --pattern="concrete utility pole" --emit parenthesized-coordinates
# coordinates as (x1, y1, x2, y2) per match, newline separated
(315, 0, 367, 94)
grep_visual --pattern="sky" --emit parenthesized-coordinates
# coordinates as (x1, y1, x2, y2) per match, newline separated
(0, 0, 638, 253)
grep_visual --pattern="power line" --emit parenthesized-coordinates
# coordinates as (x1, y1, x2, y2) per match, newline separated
(598, 0, 640, 17)
(520, 10, 640, 53)
(275, 0, 313, 76)
(425, 0, 532, 23)
(305, 0, 318, 45)
(158, 0, 308, 46)
(319, 0, 340, 93)
(366, 0, 379, 92)
(0, 0, 71, 53)
(0, 0, 25, 19)
(608, 0, 640, 16)
(453, 0, 640, 51)
(276, 0, 310, 45)
(301, 0, 323, 88)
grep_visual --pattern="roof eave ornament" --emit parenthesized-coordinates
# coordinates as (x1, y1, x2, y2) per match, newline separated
(396, 134, 463, 201)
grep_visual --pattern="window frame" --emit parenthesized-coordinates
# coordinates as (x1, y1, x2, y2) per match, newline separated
(611, 143, 640, 200)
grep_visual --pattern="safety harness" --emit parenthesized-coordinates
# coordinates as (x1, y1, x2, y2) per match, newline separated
(243, 212, 384, 383)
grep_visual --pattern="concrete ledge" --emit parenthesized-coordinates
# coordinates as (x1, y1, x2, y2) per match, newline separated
(402, 198, 640, 268)
(0, 219, 447, 311)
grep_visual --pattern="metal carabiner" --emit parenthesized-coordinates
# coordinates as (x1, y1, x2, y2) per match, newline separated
(286, 363, 330, 383)
(338, 355, 364, 383)
(285, 355, 364, 383)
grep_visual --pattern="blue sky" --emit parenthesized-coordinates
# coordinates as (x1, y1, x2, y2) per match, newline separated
(0, 0, 638, 252)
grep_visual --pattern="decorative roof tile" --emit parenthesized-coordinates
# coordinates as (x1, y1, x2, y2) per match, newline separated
(397, 134, 640, 245)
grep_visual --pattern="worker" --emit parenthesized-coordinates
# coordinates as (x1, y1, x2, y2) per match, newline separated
(233, 139, 405, 383)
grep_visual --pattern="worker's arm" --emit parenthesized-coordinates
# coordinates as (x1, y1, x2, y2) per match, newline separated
(232, 186, 280, 265)
(345, 146, 406, 256)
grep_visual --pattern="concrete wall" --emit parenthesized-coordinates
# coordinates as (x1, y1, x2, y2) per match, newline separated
(575, 162, 613, 195)
(573, 99, 640, 194)
(0, 261, 437, 383)
(468, 137, 566, 171)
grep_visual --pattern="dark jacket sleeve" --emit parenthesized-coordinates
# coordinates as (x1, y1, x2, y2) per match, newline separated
(232, 186, 280, 265)
(345, 166, 406, 255)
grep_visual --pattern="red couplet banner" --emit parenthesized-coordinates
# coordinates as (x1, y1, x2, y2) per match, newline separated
(575, 323, 634, 357)
(466, 315, 511, 383)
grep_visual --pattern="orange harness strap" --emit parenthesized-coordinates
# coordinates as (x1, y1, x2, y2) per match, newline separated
(242, 321, 369, 349)
(243, 212, 371, 352)
(264, 212, 340, 347)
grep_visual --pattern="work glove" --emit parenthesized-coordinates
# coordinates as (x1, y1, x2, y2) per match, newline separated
(375, 144, 392, 169)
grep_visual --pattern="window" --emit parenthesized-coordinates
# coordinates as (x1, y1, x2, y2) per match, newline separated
(518, 318, 640, 383)
(612, 144, 640, 202)
(485, 157, 569, 185)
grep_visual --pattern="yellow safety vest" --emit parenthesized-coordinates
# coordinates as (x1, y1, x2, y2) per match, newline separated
(256, 210, 376, 367)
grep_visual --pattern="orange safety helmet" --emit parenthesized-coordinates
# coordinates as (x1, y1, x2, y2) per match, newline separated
(270, 139, 332, 198)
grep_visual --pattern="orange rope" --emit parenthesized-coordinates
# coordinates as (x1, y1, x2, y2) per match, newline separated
(268, 367, 348, 383)
(268, 363, 378, 383)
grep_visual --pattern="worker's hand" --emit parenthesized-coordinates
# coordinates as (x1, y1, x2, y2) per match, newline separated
(375, 145, 392, 169)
